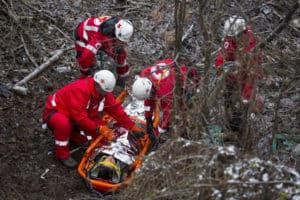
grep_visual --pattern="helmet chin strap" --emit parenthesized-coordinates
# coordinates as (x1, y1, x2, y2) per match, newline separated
(95, 82, 108, 96)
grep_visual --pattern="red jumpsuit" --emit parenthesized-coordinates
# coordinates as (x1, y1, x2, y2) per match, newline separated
(140, 58, 196, 136)
(74, 16, 129, 78)
(215, 26, 262, 101)
(42, 77, 134, 159)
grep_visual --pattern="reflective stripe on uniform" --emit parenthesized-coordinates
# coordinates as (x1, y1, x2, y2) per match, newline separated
(98, 98, 105, 112)
(80, 130, 85, 136)
(85, 25, 98, 32)
(51, 93, 56, 107)
(86, 98, 91, 109)
(86, 44, 97, 54)
(83, 19, 89, 41)
(87, 136, 92, 141)
(158, 126, 167, 134)
(83, 18, 99, 41)
(80, 130, 92, 141)
(55, 140, 69, 146)
(119, 70, 130, 77)
(150, 66, 170, 81)
(76, 40, 86, 48)
(76, 40, 97, 54)
(144, 106, 151, 111)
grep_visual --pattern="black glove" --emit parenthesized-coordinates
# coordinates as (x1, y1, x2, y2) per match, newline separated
(113, 44, 124, 56)
(145, 117, 158, 153)
(127, 133, 140, 153)
(127, 124, 145, 153)
(146, 117, 154, 136)
(146, 130, 158, 154)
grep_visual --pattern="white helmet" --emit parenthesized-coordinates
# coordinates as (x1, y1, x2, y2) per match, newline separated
(93, 70, 116, 92)
(115, 19, 133, 43)
(224, 15, 246, 36)
(132, 77, 152, 100)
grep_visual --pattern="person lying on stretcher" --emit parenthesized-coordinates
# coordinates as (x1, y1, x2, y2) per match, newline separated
(86, 125, 146, 183)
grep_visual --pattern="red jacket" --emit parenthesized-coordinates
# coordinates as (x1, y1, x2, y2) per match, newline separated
(74, 16, 129, 77)
(140, 58, 196, 135)
(215, 26, 262, 100)
(43, 77, 134, 137)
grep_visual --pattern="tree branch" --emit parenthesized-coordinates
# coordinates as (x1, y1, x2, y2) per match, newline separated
(11, 46, 74, 95)
(258, 2, 299, 49)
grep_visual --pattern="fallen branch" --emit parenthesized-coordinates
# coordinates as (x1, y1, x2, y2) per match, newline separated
(11, 45, 74, 95)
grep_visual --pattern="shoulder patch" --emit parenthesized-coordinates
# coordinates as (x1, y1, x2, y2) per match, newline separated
(224, 41, 229, 49)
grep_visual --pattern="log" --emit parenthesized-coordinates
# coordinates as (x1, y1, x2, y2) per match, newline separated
(11, 45, 74, 95)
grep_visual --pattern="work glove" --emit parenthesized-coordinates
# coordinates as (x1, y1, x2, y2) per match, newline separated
(127, 124, 145, 152)
(128, 124, 145, 141)
(96, 125, 115, 141)
(145, 117, 158, 152)
(147, 130, 158, 153)
(146, 117, 154, 136)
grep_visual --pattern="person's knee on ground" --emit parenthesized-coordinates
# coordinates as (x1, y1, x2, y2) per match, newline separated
(48, 112, 78, 168)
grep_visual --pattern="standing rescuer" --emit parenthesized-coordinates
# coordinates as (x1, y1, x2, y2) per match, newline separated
(74, 16, 133, 80)
(131, 58, 198, 142)
(42, 70, 144, 168)
(214, 15, 264, 132)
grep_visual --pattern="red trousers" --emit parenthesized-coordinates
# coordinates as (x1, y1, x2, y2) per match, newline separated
(43, 110, 90, 159)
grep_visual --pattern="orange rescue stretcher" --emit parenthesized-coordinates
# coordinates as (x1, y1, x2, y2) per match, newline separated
(77, 90, 159, 192)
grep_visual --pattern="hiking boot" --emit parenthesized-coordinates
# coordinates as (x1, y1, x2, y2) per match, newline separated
(59, 156, 78, 168)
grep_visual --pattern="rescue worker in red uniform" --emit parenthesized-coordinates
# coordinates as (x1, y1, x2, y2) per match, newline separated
(131, 58, 197, 142)
(214, 16, 263, 132)
(74, 16, 133, 79)
(42, 70, 143, 168)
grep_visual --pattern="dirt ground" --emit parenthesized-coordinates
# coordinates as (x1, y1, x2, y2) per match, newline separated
(0, 0, 299, 199)
(0, 1, 164, 199)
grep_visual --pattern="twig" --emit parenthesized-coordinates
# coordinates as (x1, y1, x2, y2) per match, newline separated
(127, 0, 152, 7)
(20, 34, 39, 68)
(258, 2, 299, 49)
(52, 24, 73, 42)
(1, 0, 37, 49)
(1, 0, 19, 22)
(181, 24, 194, 42)
(40, 168, 49, 180)
(20, 0, 57, 23)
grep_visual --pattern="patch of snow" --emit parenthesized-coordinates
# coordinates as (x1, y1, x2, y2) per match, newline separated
(212, 189, 222, 198)
(292, 195, 300, 200)
(249, 178, 259, 183)
(217, 145, 236, 156)
(262, 173, 269, 181)
(183, 140, 192, 147)
(275, 183, 283, 189)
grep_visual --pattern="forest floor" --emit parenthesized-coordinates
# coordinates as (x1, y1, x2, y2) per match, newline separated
(0, 0, 299, 200)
